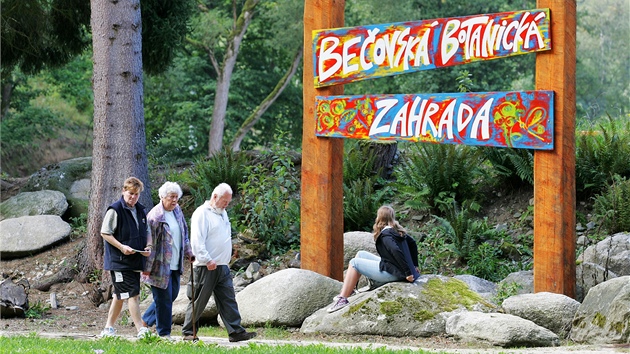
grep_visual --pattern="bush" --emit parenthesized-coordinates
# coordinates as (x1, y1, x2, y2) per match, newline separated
(184, 149, 250, 207)
(393, 143, 485, 214)
(236, 141, 301, 256)
(576, 115, 630, 200)
(480, 147, 534, 188)
(592, 175, 630, 234)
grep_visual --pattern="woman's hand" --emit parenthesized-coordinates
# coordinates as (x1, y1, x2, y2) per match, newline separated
(406, 275, 414, 282)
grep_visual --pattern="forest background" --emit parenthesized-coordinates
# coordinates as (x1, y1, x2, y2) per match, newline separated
(1, 0, 629, 293)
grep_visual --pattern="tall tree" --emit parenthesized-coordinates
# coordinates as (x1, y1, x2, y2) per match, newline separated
(78, 0, 149, 302)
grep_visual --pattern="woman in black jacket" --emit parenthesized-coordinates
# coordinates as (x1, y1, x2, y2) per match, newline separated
(327, 205, 420, 313)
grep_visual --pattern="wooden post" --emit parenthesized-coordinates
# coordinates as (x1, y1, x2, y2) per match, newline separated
(301, 0, 345, 280)
(534, 0, 577, 297)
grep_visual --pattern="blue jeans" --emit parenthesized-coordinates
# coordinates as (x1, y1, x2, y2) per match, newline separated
(142, 271, 180, 336)
(349, 251, 401, 283)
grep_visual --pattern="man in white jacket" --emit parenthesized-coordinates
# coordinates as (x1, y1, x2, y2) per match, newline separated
(182, 183, 256, 342)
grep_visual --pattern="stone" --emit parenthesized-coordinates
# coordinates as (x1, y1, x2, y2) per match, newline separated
(301, 275, 494, 337)
(570, 276, 630, 344)
(236, 268, 341, 327)
(0, 215, 72, 259)
(446, 311, 560, 347)
(502, 292, 580, 339)
(0, 190, 68, 221)
(343, 231, 377, 268)
(498, 270, 533, 295)
(453, 274, 497, 301)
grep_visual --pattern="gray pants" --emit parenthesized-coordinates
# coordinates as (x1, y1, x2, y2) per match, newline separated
(182, 265, 245, 336)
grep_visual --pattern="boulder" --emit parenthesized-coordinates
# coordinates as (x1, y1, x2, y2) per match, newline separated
(23, 157, 92, 218)
(498, 270, 533, 295)
(0, 278, 30, 318)
(446, 311, 560, 347)
(502, 292, 580, 339)
(343, 231, 377, 267)
(0, 215, 72, 259)
(0, 190, 68, 221)
(235, 268, 341, 327)
(570, 276, 630, 344)
(576, 233, 630, 301)
(454, 274, 497, 301)
(301, 275, 494, 337)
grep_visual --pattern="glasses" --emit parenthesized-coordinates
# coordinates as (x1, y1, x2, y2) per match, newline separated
(164, 194, 179, 200)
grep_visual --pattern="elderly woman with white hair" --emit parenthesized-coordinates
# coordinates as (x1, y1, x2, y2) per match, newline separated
(140, 181, 195, 340)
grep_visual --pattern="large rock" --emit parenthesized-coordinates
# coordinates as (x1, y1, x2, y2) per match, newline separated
(23, 157, 92, 218)
(343, 231, 377, 267)
(454, 274, 497, 301)
(576, 233, 630, 301)
(0, 215, 71, 259)
(0, 190, 68, 221)
(235, 268, 341, 327)
(498, 270, 533, 295)
(502, 292, 580, 339)
(446, 311, 560, 347)
(570, 276, 630, 344)
(301, 275, 494, 337)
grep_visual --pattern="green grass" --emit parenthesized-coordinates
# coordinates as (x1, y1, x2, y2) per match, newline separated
(0, 334, 448, 353)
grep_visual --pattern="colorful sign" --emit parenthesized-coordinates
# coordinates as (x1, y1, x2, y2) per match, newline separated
(315, 91, 554, 149)
(313, 9, 551, 87)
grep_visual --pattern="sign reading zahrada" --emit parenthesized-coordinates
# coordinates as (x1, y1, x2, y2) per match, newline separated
(313, 9, 550, 87)
(315, 91, 554, 149)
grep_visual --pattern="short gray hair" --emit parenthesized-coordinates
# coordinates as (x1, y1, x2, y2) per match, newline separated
(158, 181, 183, 199)
(212, 183, 232, 198)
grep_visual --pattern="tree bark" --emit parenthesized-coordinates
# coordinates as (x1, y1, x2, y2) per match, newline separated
(78, 0, 151, 302)
(230, 47, 303, 151)
(207, 0, 260, 156)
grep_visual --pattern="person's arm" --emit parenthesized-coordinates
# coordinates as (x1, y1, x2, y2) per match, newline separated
(102, 233, 135, 255)
(177, 207, 195, 263)
(142, 220, 157, 274)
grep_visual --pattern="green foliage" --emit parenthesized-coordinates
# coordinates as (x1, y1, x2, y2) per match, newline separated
(25, 301, 50, 319)
(236, 138, 301, 256)
(0, 335, 429, 353)
(69, 213, 87, 239)
(493, 281, 522, 306)
(185, 149, 250, 207)
(592, 175, 630, 233)
(431, 199, 484, 263)
(481, 147, 534, 187)
(394, 143, 485, 214)
(342, 140, 393, 231)
(576, 115, 630, 200)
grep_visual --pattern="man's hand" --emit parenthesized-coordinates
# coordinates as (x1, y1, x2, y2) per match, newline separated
(189, 255, 196, 263)
(206, 260, 217, 271)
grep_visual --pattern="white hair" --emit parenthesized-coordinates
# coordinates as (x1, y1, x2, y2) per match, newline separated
(212, 183, 233, 198)
(158, 181, 183, 199)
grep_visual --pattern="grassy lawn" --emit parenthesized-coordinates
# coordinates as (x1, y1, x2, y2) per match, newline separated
(0, 334, 446, 354)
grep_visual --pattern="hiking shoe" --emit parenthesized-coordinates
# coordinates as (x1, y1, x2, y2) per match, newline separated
(182, 335, 197, 341)
(100, 327, 117, 337)
(228, 331, 257, 342)
(137, 326, 151, 338)
(327, 296, 349, 313)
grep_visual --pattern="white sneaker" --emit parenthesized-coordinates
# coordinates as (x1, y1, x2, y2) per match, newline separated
(100, 327, 117, 337)
(137, 326, 151, 338)
(160, 334, 174, 342)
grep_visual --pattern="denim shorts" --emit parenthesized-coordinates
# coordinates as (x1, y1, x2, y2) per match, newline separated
(348, 251, 401, 283)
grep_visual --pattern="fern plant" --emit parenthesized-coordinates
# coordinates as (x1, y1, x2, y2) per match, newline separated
(576, 115, 630, 200)
(593, 175, 630, 234)
(481, 147, 534, 187)
(394, 143, 485, 214)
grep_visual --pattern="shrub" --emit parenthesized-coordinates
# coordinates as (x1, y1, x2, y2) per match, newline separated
(576, 115, 630, 200)
(480, 147, 534, 188)
(185, 149, 250, 207)
(236, 141, 301, 256)
(592, 175, 630, 234)
(394, 143, 485, 214)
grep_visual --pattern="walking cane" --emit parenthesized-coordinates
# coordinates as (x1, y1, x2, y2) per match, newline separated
(190, 264, 198, 341)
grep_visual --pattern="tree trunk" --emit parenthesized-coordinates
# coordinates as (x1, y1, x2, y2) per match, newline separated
(230, 47, 303, 152)
(207, 0, 260, 156)
(368, 141, 398, 180)
(78, 0, 151, 302)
